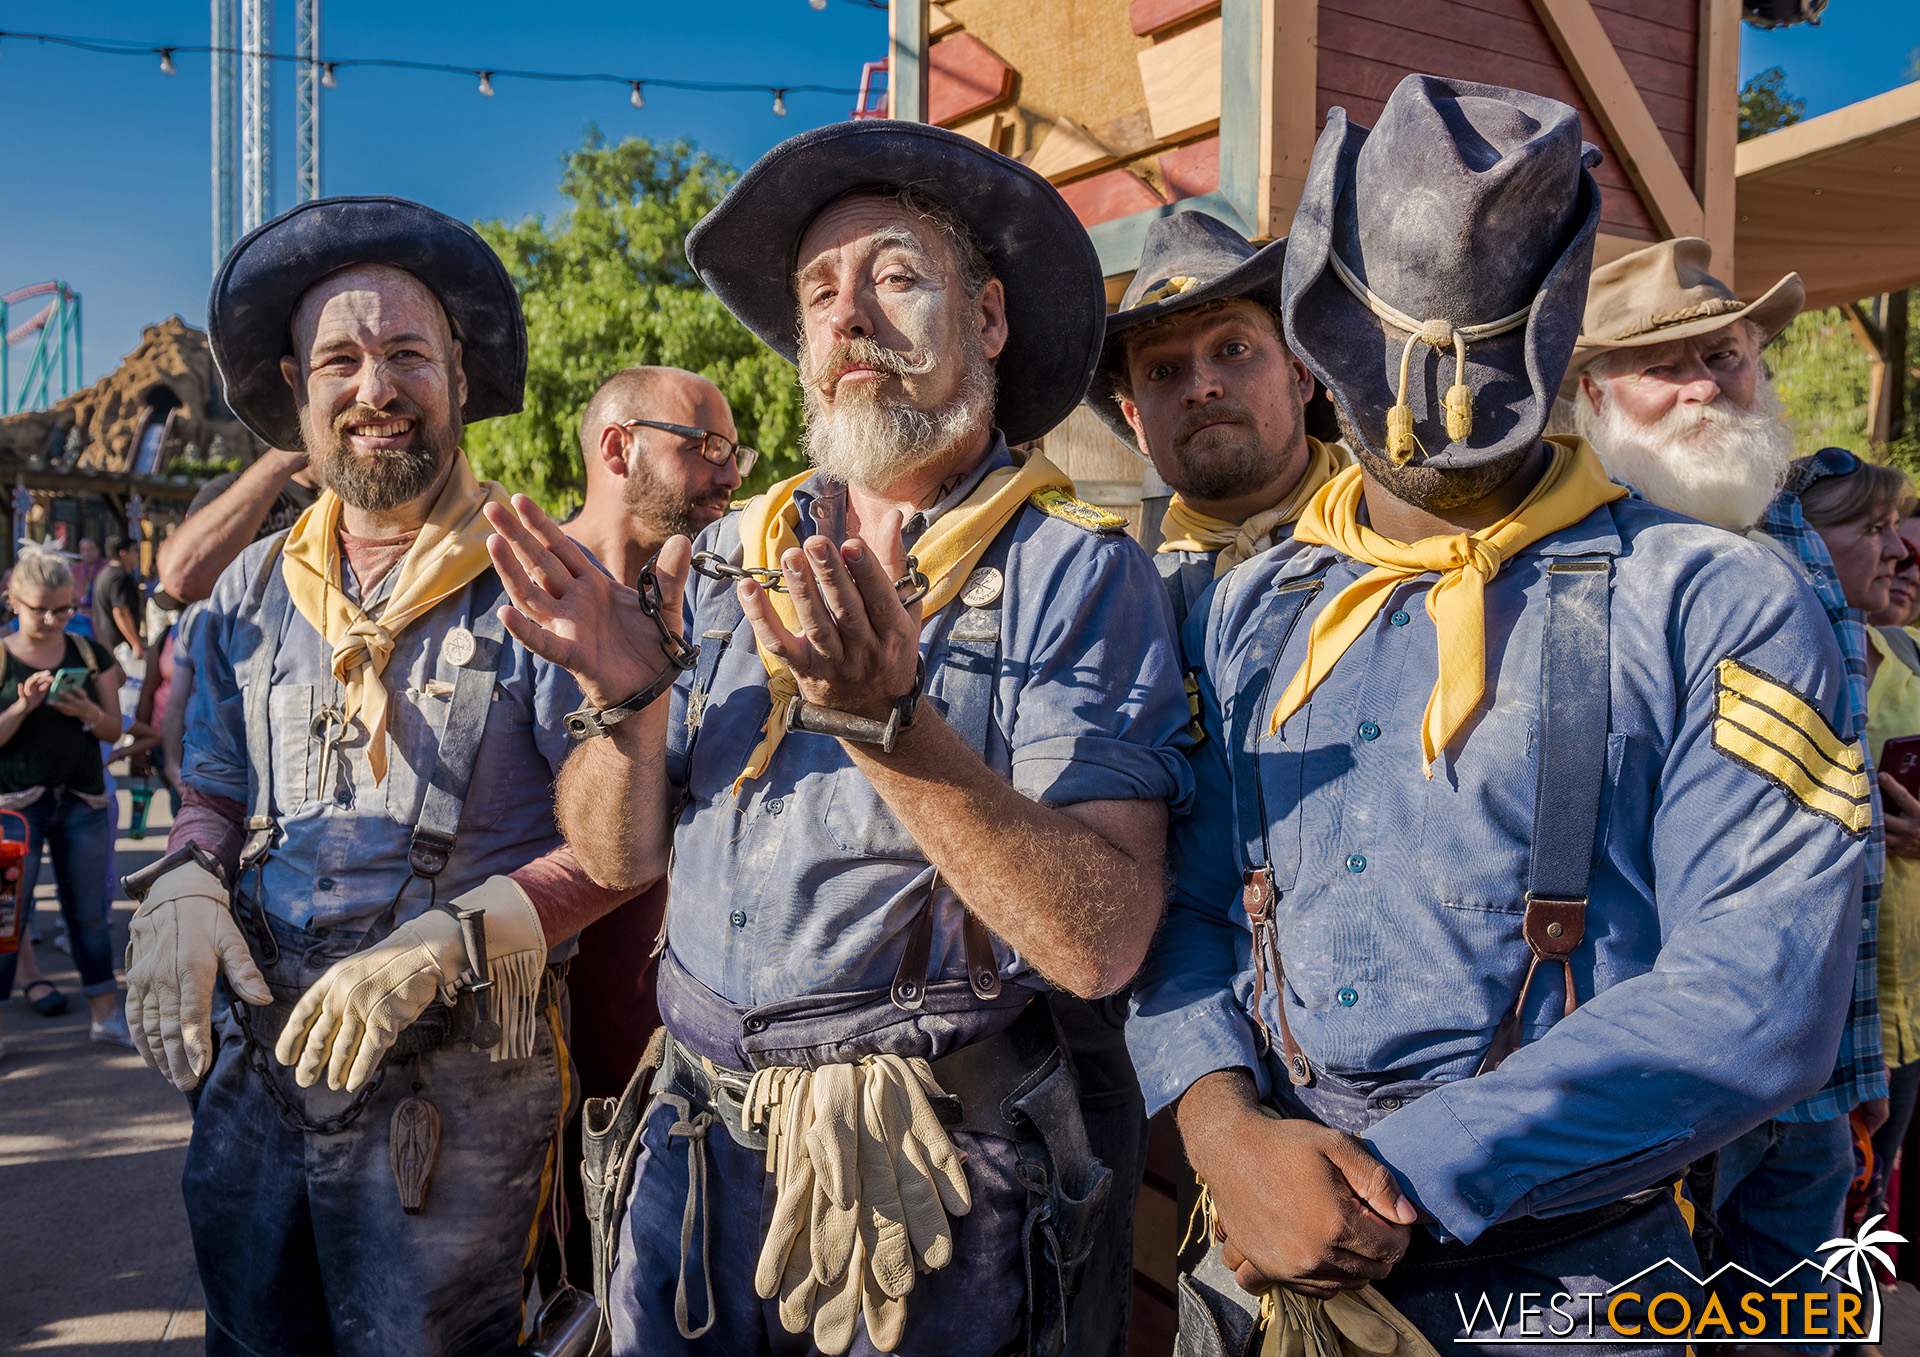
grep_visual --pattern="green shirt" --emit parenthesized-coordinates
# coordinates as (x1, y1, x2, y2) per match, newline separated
(1867, 625, 1920, 1068)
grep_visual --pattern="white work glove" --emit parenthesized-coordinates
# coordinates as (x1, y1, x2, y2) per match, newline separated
(274, 875, 546, 1093)
(125, 859, 272, 1092)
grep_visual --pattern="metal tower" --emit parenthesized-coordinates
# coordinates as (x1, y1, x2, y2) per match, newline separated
(1, 284, 83, 416)
(240, 0, 274, 235)
(211, 0, 237, 266)
(296, 0, 321, 203)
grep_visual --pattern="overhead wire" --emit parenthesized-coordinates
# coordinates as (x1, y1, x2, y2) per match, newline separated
(0, 27, 861, 103)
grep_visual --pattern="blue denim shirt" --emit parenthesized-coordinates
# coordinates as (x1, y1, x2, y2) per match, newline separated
(183, 534, 583, 934)
(663, 438, 1195, 1007)
(1127, 494, 1867, 1243)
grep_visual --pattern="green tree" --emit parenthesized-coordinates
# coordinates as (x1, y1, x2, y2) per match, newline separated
(467, 130, 806, 513)
(1768, 294, 1920, 472)
(1739, 66, 1806, 142)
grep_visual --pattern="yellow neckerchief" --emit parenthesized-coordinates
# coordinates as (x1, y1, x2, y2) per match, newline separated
(281, 451, 509, 783)
(730, 449, 1073, 795)
(1269, 436, 1625, 776)
(1158, 438, 1350, 577)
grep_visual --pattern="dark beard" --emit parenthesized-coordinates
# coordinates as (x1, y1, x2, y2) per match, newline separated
(623, 457, 711, 541)
(1337, 408, 1538, 512)
(303, 400, 462, 513)
(1163, 398, 1305, 502)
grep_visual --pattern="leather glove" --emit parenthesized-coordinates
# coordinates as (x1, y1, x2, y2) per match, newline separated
(863, 1053, 971, 1284)
(275, 875, 546, 1093)
(1261, 1284, 1441, 1357)
(125, 859, 271, 1092)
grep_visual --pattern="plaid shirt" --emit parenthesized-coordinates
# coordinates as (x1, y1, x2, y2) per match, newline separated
(1762, 447, 1889, 1121)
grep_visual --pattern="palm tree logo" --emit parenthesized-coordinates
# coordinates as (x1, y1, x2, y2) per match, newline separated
(1816, 1214, 1904, 1340)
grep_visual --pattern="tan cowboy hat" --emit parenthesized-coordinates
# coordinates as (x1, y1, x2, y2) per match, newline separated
(1563, 237, 1803, 395)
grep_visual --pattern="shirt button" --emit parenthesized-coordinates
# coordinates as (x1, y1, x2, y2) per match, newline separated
(1347, 853, 1366, 873)
(729, 909, 747, 929)
(316, 877, 334, 891)
(765, 797, 784, 815)
(1473, 1198, 1494, 1217)
(1390, 610, 1411, 627)
(1378, 1096, 1402, 1111)
(1337, 987, 1358, 1007)
(1358, 721, 1380, 741)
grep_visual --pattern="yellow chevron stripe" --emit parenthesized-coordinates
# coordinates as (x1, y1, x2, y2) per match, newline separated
(1717, 658, 1859, 772)
(1713, 720, 1871, 832)
(1717, 690, 1870, 801)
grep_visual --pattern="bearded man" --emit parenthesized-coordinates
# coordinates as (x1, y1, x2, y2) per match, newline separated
(1086, 211, 1344, 629)
(124, 197, 630, 1355)
(1126, 75, 1867, 1353)
(485, 122, 1193, 1357)
(1564, 237, 1802, 532)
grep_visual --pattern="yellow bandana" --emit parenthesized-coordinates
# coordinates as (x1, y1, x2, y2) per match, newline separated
(731, 450, 1074, 794)
(1158, 438, 1350, 577)
(1269, 436, 1625, 775)
(280, 452, 510, 784)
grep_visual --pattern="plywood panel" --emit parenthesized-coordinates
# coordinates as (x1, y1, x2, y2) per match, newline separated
(1029, 116, 1115, 181)
(1138, 17, 1224, 142)
(928, 32, 1016, 127)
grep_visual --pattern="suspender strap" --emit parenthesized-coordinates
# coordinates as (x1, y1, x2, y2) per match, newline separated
(1152, 551, 1210, 640)
(1480, 557, 1612, 1074)
(239, 540, 291, 876)
(684, 586, 746, 736)
(408, 574, 510, 879)
(1228, 574, 1326, 1084)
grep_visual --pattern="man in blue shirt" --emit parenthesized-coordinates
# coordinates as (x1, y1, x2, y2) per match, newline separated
(1127, 76, 1867, 1354)
(487, 122, 1192, 1356)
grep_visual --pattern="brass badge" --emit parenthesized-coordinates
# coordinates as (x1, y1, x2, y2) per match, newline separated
(390, 1095, 442, 1214)
(441, 626, 477, 668)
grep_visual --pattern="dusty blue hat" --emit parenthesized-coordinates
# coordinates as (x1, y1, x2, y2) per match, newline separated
(208, 195, 527, 450)
(684, 120, 1104, 446)
(1283, 75, 1602, 470)
(1085, 211, 1288, 450)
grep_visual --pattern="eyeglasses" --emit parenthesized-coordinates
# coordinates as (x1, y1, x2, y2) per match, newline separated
(10, 600, 74, 620)
(620, 419, 758, 477)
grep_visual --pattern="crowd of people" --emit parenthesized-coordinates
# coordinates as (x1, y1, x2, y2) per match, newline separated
(13, 69, 1920, 1357)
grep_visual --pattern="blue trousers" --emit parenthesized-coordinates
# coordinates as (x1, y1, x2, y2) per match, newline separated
(0, 787, 116, 999)
(182, 919, 565, 1357)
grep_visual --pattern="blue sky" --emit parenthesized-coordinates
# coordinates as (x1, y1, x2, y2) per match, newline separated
(0, 1, 1913, 394)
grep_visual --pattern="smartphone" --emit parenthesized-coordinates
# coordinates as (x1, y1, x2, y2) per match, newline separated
(1882, 735, 1920, 801)
(45, 668, 89, 700)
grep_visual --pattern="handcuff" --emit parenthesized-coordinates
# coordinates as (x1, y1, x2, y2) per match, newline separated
(786, 656, 925, 755)
(121, 839, 230, 902)
(562, 563, 702, 740)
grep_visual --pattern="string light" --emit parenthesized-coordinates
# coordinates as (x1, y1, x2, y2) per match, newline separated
(809, 0, 829, 9)
(629, 81, 644, 109)
(0, 27, 859, 108)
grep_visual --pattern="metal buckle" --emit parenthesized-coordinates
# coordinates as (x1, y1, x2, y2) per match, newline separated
(408, 829, 457, 879)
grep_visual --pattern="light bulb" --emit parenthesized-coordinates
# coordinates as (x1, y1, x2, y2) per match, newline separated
(809, 0, 828, 9)
(321, 63, 338, 89)
(772, 90, 788, 116)
(629, 82, 644, 109)
(478, 71, 495, 97)
(159, 48, 177, 76)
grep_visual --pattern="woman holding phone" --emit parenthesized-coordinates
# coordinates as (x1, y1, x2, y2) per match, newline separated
(0, 545, 127, 1057)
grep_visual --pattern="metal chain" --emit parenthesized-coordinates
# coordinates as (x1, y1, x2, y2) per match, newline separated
(231, 997, 385, 1136)
(690, 551, 929, 606)
(638, 562, 701, 670)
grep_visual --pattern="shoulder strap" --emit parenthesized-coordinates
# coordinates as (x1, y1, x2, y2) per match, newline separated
(407, 573, 511, 879)
(239, 540, 291, 874)
(74, 636, 99, 679)
(932, 518, 1021, 761)
(1882, 625, 1920, 680)
(1480, 556, 1612, 1074)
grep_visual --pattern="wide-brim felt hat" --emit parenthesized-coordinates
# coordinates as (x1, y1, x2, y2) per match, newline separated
(1284, 74, 1603, 470)
(1563, 236, 1804, 395)
(208, 195, 527, 450)
(1084, 211, 1288, 451)
(684, 120, 1104, 446)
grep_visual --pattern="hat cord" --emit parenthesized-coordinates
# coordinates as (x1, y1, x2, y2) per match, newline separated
(1328, 252, 1533, 465)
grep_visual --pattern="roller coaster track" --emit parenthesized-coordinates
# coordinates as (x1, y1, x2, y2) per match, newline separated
(1, 282, 82, 415)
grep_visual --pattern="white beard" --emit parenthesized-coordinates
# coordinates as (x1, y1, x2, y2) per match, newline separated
(1576, 375, 1796, 532)
(801, 334, 995, 490)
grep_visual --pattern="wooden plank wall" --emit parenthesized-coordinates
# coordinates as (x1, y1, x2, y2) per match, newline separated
(1314, 0, 1699, 243)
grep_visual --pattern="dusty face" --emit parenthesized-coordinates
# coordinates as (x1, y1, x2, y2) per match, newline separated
(620, 373, 743, 539)
(793, 195, 1005, 489)
(281, 263, 468, 514)
(1575, 325, 1791, 532)
(11, 579, 74, 645)
(1120, 299, 1314, 507)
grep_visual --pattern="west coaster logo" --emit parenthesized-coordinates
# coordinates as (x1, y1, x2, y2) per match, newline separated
(1449, 1217, 1904, 1345)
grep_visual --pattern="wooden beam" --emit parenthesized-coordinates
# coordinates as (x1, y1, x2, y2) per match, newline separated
(1253, 0, 1318, 239)
(1843, 301, 1884, 359)
(888, 0, 930, 122)
(1137, 18, 1223, 143)
(1695, 0, 1741, 289)
(1870, 291, 1909, 449)
(1528, 0, 1705, 240)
